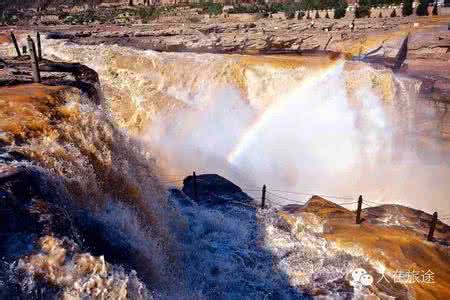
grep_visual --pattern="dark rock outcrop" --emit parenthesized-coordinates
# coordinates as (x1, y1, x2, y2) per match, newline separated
(182, 174, 253, 205)
(0, 55, 101, 103)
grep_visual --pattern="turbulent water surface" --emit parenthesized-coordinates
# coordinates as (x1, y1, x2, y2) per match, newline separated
(1, 33, 450, 299)
(44, 39, 450, 214)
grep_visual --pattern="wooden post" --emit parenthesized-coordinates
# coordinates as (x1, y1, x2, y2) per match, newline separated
(356, 195, 363, 224)
(36, 32, 42, 61)
(10, 32, 21, 57)
(427, 212, 438, 241)
(192, 171, 198, 201)
(261, 185, 266, 209)
(27, 36, 41, 83)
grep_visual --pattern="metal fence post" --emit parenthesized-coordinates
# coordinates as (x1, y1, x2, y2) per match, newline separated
(427, 212, 438, 241)
(27, 36, 41, 83)
(37, 32, 42, 61)
(261, 185, 266, 209)
(356, 195, 363, 224)
(192, 171, 198, 201)
(10, 32, 21, 57)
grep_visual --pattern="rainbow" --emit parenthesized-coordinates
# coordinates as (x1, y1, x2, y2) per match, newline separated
(226, 60, 344, 165)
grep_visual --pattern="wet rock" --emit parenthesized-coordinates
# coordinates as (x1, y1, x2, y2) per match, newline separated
(277, 196, 450, 299)
(46, 32, 75, 40)
(182, 174, 252, 204)
(0, 167, 77, 259)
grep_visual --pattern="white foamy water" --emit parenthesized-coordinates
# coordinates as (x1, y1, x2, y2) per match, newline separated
(44, 38, 450, 214)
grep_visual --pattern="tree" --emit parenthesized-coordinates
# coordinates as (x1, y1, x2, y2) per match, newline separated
(37, 0, 52, 11)
(315, 10, 320, 18)
(301, 0, 318, 10)
(402, 0, 413, 16)
(355, 0, 371, 18)
(283, 3, 297, 19)
(432, 3, 438, 15)
(206, 3, 223, 16)
(325, 10, 330, 18)
(333, 0, 347, 19)
(416, 0, 429, 16)
(390, 9, 397, 17)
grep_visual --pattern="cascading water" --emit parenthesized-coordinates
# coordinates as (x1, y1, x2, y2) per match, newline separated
(0, 83, 184, 297)
(44, 39, 450, 214)
(2, 34, 449, 299)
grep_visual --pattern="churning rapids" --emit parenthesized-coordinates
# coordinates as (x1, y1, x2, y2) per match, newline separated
(44, 39, 450, 214)
(1, 36, 449, 299)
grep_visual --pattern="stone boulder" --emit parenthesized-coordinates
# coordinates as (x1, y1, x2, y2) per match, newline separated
(182, 174, 252, 205)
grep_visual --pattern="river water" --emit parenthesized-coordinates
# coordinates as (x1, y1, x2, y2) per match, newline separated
(44, 39, 450, 214)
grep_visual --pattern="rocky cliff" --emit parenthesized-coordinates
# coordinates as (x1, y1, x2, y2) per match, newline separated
(36, 15, 450, 101)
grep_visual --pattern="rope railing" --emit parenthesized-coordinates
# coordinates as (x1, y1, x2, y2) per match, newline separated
(262, 188, 354, 201)
(338, 201, 359, 206)
(265, 197, 283, 208)
(266, 191, 307, 205)
(241, 188, 263, 192)
(361, 202, 374, 208)
(166, 172, 450, 243)
(363, 199, 385, 206)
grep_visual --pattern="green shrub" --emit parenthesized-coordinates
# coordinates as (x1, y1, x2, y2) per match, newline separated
(227, 4, 260, 14)
(301, 0, 318, 10)
(355, 0, 371, 18)
(134, 7, 160, 23)
(402, 0, 413, 16)
(192, 2, 223, 15)
(207, 3, 223, 16)
(432, 3, 438, 15)
(283, 3, 300, 19)
(416, 0, 429, 16)
(0, 14, 18, 25)
(333, 0, 347, 19)
(269, 3, 285, 13)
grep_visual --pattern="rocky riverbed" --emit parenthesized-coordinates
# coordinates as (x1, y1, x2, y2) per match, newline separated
(2, 14, 449, 101)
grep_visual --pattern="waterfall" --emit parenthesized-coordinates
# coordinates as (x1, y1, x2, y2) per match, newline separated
(44, 39, 450, 214)
(2, 34, 449, 299)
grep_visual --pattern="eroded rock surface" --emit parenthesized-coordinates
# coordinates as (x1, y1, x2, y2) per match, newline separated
(278, 196, 450, 299)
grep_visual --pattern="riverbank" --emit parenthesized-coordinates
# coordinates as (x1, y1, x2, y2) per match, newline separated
(2, 15, 448, 102)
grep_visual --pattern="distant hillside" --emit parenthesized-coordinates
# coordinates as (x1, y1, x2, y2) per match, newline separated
(0, 1, 122, 10)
